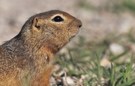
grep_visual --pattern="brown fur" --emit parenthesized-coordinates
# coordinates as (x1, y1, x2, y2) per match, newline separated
(0, 10, 82, 86)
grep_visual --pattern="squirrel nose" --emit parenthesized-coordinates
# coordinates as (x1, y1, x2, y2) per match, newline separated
(78, 23, 82, 28)
(76, 19, 82, 28)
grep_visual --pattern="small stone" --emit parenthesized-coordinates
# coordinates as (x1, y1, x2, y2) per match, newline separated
(100, 58, 111, 68)
(109, 43, 125, 55)
(63, 76, 75, 86)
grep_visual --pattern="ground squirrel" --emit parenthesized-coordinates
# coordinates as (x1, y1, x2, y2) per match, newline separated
(0, 10, 82, 86)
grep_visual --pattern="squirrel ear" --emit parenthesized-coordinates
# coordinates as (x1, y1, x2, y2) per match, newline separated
(32, 17, 44, 30)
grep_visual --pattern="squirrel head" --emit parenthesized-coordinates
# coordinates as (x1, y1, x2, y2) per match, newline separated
(19, 10, 82, 53)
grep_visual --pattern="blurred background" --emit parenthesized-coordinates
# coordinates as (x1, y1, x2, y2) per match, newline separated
(1, 0, 135, 86)
(1, 0, 135, 44)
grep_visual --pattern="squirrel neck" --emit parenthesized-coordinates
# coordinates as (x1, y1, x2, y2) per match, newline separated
(1, 33, 57, 61)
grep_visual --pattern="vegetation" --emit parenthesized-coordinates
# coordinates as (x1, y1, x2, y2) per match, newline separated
(56, 32, 135, 86)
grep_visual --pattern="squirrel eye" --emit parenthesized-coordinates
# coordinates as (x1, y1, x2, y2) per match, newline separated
(52, 16, 64, 22)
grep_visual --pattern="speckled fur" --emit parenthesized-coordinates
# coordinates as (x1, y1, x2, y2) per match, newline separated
(0, 10, 82, 86)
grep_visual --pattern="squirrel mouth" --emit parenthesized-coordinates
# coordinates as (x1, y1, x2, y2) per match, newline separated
(69, 31, 78, 41)
(69, 35, 75, 41)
